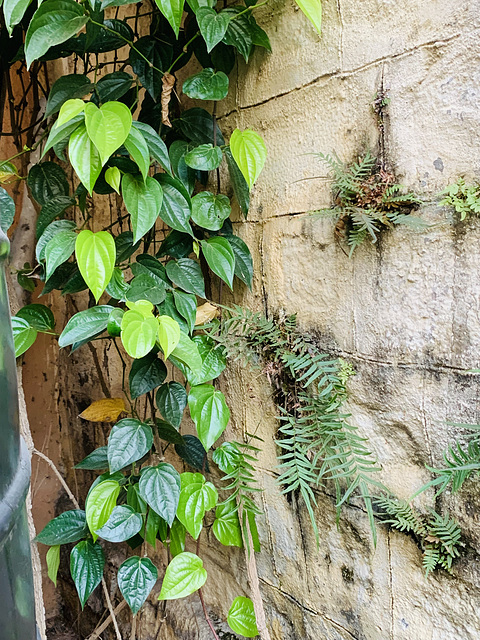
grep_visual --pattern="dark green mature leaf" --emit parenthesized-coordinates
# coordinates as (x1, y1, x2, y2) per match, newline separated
(122, 174, 163, 243)
(158, 552, 207, 600)
(175, 108, 224, 146)
(145, 508, 163, 547)
(35, 510, 88, 545)
(44, 230, 76, 280)
(191, 191, 230, 230)
(106, 269, 129, 301)
(124, 126, 150, 181)
(185, 335, 226, 385)
(16, 304, 55, 332)
(100, 0, 136, 10)
(212, 501, 243, 547)
(134, 254, 169, 285)
(70, 540, 105, 609)
(127, 484, 148, 515)
(133, 121, 172, 175)
(115, 231, 141, 264)
(154, 175, 193, 235)
(129, 37, 171, 100)
(222, 7, 256, 61)
(129, 353, 167, 399)
(118, 556, 158, 614)
(183, 68, 229, 101)
(169, 331, 202, 373)
(197, 8, 231, 53)
(0, 186, 15, 232)
(188, 384, 230, 450)
(96, 71, 133, 103)
(25, 0, 88, 68)
(28, 162, 69, 205)
(3, 0, 33, 34)
(58, 305, 113, 347)
(86, 19, 134, 54)
(36, 219, 76, 262)
(127, 274, 166, 305)
(154, 0, 184, 36)
(12, 317, 37, 357)
(108, 418, 154, 473)
(228, 596, 259, 637)
(225, 147, 249, 217)
(95, 505, 143, 542)
(139, 463, 181, 526)
(75, 446, 109, 470)
(156, 419, 185, 445)
(46, 74, 92, 117)
(42, 114, 84, 158)
(226, 234, 253, 287)
(157, 230, 193, 259)
(184, 144, 223, 171)
(36, 195, 75, 239)
(169, 141, 196, 196)
(165, 258, 205, 297)
(157, 291, 189, 334)
(172, 290, 196, 334)
(175, 435, 208, 471)
(201, 236, 235, 288)
(156, 382, 187, 428)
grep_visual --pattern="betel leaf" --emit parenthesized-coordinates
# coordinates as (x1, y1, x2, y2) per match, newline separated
(212, 501, 243, 547)
(36, 195, 75, 239)
(0, 186, 15, 233)
(127, 484, 148, 515)
(58, 305, 113, 347)
(154, 0, 184, 36)
(124, 126, 150, 181)
(169, 331, 202, 373)
(158, 552, 207, 600)
(169, 518, 186, 557)
(84, 101, 132, 165)
(196, 8, 231, 53)
(105, 166, 121, 193)
(85, 478, 120, 542)
(135, 253, 169, 286)
(225, 147, 249, 217)
(129, 37, 168, 100)
(296, 0, 322, 34)
(75, 230, 116, 302)
(156, 382, 187, 428)
(118, 556, 158, 614)
(36, 219, 76, 262)
(191, 191, 230, 231)
(69, 123, 102, 194)
(175, 108, 224, 146)
(95, 505, 143, 542)
(122, 174, 163, 243)
(35, 509, 88, 545)
(42, 115, 84, 159)
(144, 507, 163, 547)
(3, 0, 33, 35)
(139, 463, 181, 526)
(229, 128, 267, 188)
(226, 234, 253, 288)
(169, 140, 196, 196)
(175, 435, 208, 471)
(27, 162, 69, 205)
(172, 290, 196, 334)
(177, 476, 217, 539)
(222, 7, 253, 61)
(24, 0, 88, 69)
(121, 309, 159, 359)
(107, 308, 124, 336)
(115, 231, 141, 263)
(96, 71, 133, 103)
(70, 540, 105, 609)
(16, 304, 55, 332)
(127, 274, 166, 305)
(165, 258, 205, 297)
(12, 316, 38, 358)
(75, 446, 109, 470)
(129, 353, 167, 399)
(184, 144, 223, 171)
(182, 68, 229, 101)
(156, 420, 185, 445)
(188, 384, 230, 451)
(44, 230, 76, 280)
(227, 596, 259, 638)
(157, 315, 180, 359)
(108, 418, 153, 473)
(132, 121, 172, 175)
(157, 291, 189, 333)
(201, 236, 235, 289)
(56, 98, 86, 127)
(154, 175, 193, 235)
(46, 545, 61, 586)
(185, 335, 226, 386)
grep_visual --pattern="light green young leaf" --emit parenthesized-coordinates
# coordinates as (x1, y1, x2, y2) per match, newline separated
(68, 123, 102, 194)
(184, 335, 226, 386)
(85, 479, 120, 542)
(57, 98, 86, 127)
(11, 317, 37, 358)
(105, 166, 121, 194)
(229, 128, 267, 188)
(212, 501, 243, 547)
(122, 174, 163, 243)
(196, 8, 230, 53)
(154, 0, 184, 36)
(121, 308, 159, 358)
(296, 0, 322, 34)
(70, 540, 104, 609)
(46, 545, 61, 586)
(108, 418, 153, 473)
(227, 596, 259, 637)
(75, 230, 116, 302)
(158, 552, 207, 600)
(158, 315, 180, 359)
(84, 101, 132, 165)
(191, 191, 230, 231)
(188, 384, 230, 450)
(177, 478, 217, 539)
(45, 74, 92, 118)
(184, 144, 223, 171)
(118, 557, 158, 614)
(45, 230, 77, 280)
(139, 463, 181, 526)
(124, 126, 150, 181)
(182, 68, 229, 101)
(201, 236, 235, 288)
(42, 115, 84, 159)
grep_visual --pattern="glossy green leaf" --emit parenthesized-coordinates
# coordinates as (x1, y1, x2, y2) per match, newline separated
(57, 98, 86, 127)
(227, 596, 259, 637)
(46, 545, 61, 586)
(42, 115, 84, 159)
(121, 309, 159, 359)
(108, 418, 153, 473)
(157, 291, 189, 333)
(172, 290, 196, 334)
(212, 441, 240, 474)
(139, 463, 181, 526)
(27, 162, 69, 205)
(222, 7, 253, 61)
(0, 186, 15, 232)
(70, 540, 105, 609)
(127, 274, 166, 305)
(96, 71, 133, 102)
(105, 166, 121, 193)
(106, 268, 129, 301)
(129, 353, 167, 399)
(3, 0, 33, 34)
(158, 315, 180, 359)
(169, 518, 186, 557)
(158, 552, 207, 600)
(75, 446, 109, 470)
(185, 0, 215, 11)
(86, 479, 120, 542)
(36, 219, 76, 262)
(229, 128, 267, 188)
(25, 0, 88, 69)
(227, 234, 253, 287)
(154, 175, 193, 235)
(58, 305, 113, 348)
(118, 556, 158, 614)
(156, 382, 187, 428)
(185, 335, 226, 385)
(75, 230, 115, 302)
(191, 191, 230, 231)
(134, 253, 169, 286)
(106, 305, 124, 334)
(69, 123, 102, 194)
(35, 509, 88, 545)
(297, 0, 322, 34)
(183, 68, 229, 101)
(212, 501, 243, 547)
(95, 505, 143, 542)
(175, 108, 224, 146)
(225, 147, 249, 217)
(84, 101, 132, 165)
(169, 331, 203, 373)
(165, 258, 205, 297)
(127, 484, 148, 515)
(129, 37, 168, 100)
(45, 230, 77, 280)
(184, 144, 223, 171)
(145, 508, 163, 547)
(124, 126, 150, 181)
(175, 435, 208, 471)
(16, 304, 55, 332)
(154, 0, 184, 36)
(177, 476, 217, 539)
(156, 419, 185, 445)
(201, 236, 235, 288)
(197, 8, 231, 53)
(36, 195, 75, 239)
(132, 121, 172, 175)
(122, 174, 163, 243)
(188, 384, 230, 450)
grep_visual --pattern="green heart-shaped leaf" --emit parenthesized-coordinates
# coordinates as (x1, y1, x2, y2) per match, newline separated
(182, 68, 229, 101)
(75, 230, 116, 302)
(85, 101, 132, 165)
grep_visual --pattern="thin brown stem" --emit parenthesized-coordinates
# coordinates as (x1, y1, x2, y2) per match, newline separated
(198, 588, 220, 640)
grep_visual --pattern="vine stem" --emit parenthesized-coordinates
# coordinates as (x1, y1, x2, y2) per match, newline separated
(198, 588, 221, 640)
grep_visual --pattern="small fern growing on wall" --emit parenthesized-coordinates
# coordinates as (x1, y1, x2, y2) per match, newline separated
(313, 151, 424, 255)
(440, 179, 480, 220)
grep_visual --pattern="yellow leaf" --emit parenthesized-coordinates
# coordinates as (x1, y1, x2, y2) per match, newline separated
(195, 302, 218, 326)
(79, 397, 126, 422)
